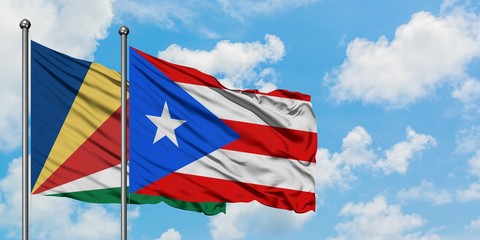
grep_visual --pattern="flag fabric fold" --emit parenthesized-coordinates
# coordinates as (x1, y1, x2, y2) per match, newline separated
(129, 47, 317, 213)
(31, 41, 225, 215)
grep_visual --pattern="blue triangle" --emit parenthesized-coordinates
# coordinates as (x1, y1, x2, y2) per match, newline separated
(129, 49, 240, 192)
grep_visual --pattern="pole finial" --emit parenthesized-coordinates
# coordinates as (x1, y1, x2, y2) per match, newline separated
(19, 19, 31, 29)
(119, 26, 129, 36)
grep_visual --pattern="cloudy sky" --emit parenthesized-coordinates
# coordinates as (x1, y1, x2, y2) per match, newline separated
(1, 0, 480, 239)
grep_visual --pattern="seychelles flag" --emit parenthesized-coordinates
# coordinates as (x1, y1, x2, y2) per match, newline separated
(129, 47, 317, 213)
(30, 41, 225, 215)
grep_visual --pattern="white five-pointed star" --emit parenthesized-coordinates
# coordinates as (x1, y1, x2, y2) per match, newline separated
(146, 102, 186, 147)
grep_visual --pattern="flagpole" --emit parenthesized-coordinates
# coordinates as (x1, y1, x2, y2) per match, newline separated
(20, 18, 31, 240)
(119, 25, 129, 240)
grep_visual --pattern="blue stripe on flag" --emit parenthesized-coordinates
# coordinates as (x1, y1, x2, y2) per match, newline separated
(31, 41, 91, 189)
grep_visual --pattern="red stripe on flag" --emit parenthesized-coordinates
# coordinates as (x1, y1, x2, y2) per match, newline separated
(33, 106, 124, 194)
(132, 48, 311, 101)
(136, 172, 316, 213)
(221, 120, 317, 162)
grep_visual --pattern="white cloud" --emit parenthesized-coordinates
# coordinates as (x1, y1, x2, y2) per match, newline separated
(217, 0, 319, 21)
(436, 216, 480, 240)
(397, 180, 452, 205)
(315, 148, 354, 190)
(455, 125, 480, 154)
(316, 126, 435, 190)
(328, 196, 432, 240)
(403, 232, 442, 240)
(465, 217, 480, 233)
(158, 34, 285, 91)
(326, 7, 480, 108)
(209, 202, 314, 240)
(26, 200, 117, 240)
(155, 228, 182, 240)
(128, 206, 141, 219)
(456, 149, 480, 202)
(452, 78, 480, 111)
(315, 126, 375, 190)
(457, 182, 480, 202)
(0, 158, 119, 239)
(468, 150, 480, 177)
(0, 0, 114, 151)
(116, 0, 318, 38)
(118, 0, 318, 25)
(440, 0, 460, 13)
(115, 0, 195, 29)
(0, 158, 23, 237)
(339, 126, 376, 167)
(8, 0, 114, 60)
(375, 127, 436, 175)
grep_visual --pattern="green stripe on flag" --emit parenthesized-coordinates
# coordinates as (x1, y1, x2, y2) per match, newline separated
(47, 187, 225, 216)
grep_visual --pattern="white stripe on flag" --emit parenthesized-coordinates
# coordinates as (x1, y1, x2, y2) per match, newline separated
(39, 164, 123, 195)
(179, 83, 316, 132)
(176, 149, 316, 192)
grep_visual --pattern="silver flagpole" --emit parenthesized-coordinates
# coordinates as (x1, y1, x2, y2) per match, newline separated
(20, 19, 31, 240)
(119, 25, 129, 240)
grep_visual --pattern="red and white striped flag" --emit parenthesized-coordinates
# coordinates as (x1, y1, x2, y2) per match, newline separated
(129, 47, 317, 213)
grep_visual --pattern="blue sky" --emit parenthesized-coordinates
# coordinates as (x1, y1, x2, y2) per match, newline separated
(1, 0, 480, 239)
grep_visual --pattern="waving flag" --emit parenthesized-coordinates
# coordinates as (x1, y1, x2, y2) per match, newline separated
(31, 41, 225, 215)
(129, 47, 317, 213)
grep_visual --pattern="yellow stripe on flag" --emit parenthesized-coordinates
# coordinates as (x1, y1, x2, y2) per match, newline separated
(32, 63, 122, 192)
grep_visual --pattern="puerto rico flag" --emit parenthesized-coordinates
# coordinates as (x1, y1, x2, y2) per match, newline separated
(129, 47, 317, 213)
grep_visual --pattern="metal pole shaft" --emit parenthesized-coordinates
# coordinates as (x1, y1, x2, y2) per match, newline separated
(20, 19, 31, 240)
(119, 26, 129, 240)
